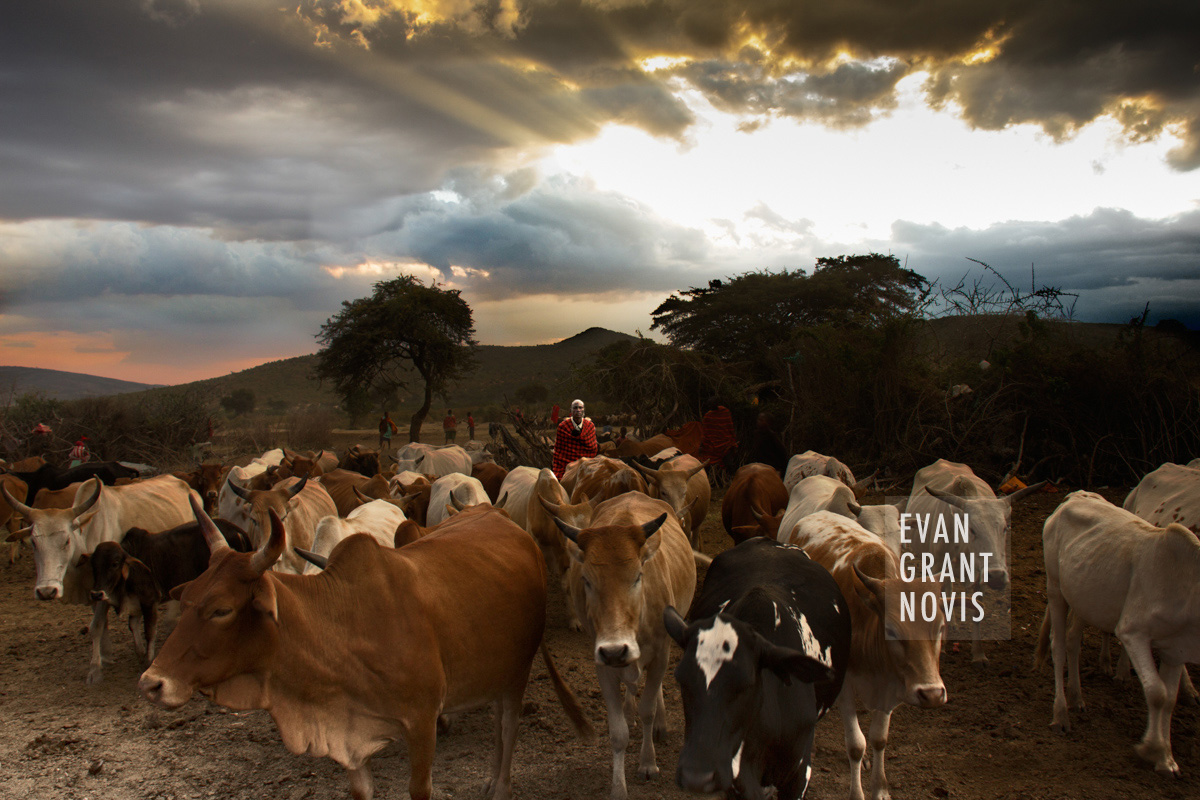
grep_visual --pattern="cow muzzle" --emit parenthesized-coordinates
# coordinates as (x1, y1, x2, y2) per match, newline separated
(595, 640, 639, 668)
(89, 590, 110, 604)
(138, 668, 191, 710)
(985, 571, 1009, 592)
(35, 583, 61, 601)
(677, 765, 720, 794)
(910, 683, 948, 708)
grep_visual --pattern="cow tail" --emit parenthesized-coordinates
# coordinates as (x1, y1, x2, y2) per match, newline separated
(1033, 607, 1051, 671)
(540, 641, 596, 743)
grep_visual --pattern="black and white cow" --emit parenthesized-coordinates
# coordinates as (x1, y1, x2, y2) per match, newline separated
(664, 537, 851, 800)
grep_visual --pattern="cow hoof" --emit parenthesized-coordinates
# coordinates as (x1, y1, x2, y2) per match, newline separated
(971, 659, 989, 670)
(87, 668, 104, 685)
(568, 620, 583, 633)
(1049, 720, 1069, 734)
(638, 765, 659, 781)
(437, 714, 452, 735)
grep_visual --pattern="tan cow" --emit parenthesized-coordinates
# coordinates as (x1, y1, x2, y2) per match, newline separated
(1, 474, 29, 562)
(1039, 491, 1200, 777)
(785, 511, 947, 800)
(551, 491, 697, 800)
(784, 450, 873, 496)
(632, 454, 711, 548)
(140, 500, 593, 800)
(226, 475, 338, 575)
(527, 468, 592, 631)
(562, 456, 647, 505)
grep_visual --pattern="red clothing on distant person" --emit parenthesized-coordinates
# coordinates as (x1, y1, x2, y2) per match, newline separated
(551, 404, 560, 426)
(69, 438, 90, 463)
(443, 414, 457, 431)
(552, 417, 598, 479)
(698, 406, 736, 464)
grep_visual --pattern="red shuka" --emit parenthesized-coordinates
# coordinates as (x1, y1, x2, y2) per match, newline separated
(698, 406, 736, 464)
(552, 417, 598, 479)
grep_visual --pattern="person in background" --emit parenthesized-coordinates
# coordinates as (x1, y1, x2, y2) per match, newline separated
(698, 397, 737, 485)
(69, 436, 90, 466)
(443, 409, 458, 444)
(467, 411, 475, 441)
(550, 403, 560, 427)
(747, 411, 788, 477)
(551, 399, 597, 479)
(379, 411, 398, 452)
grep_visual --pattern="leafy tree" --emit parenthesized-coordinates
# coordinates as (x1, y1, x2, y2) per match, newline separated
(220, 388, 256, 416)
(650, 254, 929, 373)
(315, 275, 478, 442)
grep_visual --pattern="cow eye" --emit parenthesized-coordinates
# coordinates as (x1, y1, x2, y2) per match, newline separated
(633, 573, 643, 587)
(209, 607, 234, 620)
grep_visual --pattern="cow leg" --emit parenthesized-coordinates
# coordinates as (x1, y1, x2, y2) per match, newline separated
(970, 618, 987, 665)
(86, 601, 111, 684)
(561, 572, 582, 632)
(866, 706, 894, 800)
(143, 602, 159, 664)
(637, 654, 668, 780)
(1124, 639, 1183, 776)
(597, 664, 631, 800)
(402, 712, 439, 800)
(1098, 633, 1114, 677)
(1180, 669, 1199, 706)
(837, 686, 868, 800)
(1047, 591, 1071, 732)
(484, 690, 522, 800)
(128, 607, 147, 661)
(347, 764, 375, 800)
(1065, 610, 1086, 712)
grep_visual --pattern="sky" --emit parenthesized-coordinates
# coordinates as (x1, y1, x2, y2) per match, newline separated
(1, 0, 1198, 385)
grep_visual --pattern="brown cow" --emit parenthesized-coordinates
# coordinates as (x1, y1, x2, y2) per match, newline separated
(318, 468, 392, 517)
(174, 462, 231, 515)
(471, 462, 509, 505)
(550, 491, 696, 800)
(721, 462, 789, 544)
(784, 511, 947, 800)
(140, 500, 592, 800)
(632, 454, 711, 548)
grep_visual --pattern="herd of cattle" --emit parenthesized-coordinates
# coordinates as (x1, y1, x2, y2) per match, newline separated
(1, 442, 1198, 800)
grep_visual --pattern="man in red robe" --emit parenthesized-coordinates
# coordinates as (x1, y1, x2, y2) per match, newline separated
(551, 399, 597, 479)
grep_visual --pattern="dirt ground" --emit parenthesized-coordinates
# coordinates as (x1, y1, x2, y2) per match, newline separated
(1, 483, 1197, 800)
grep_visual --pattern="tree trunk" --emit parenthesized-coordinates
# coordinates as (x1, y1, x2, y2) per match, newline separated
(409, 381, 433, 443)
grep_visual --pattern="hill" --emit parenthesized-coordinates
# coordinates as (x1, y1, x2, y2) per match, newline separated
(133, 327, 641, 416)
(0, 366, 162, 400)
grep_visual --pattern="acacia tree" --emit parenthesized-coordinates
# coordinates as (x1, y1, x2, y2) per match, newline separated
(315, 276, 478, 443)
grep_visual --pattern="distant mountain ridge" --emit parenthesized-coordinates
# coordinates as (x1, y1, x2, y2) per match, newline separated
(0, 366, 162, 400)
(3, 328, 641, 411)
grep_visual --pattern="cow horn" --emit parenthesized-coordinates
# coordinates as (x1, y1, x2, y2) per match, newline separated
(925, 486, 971, 512)
(228, 478, 253, 502)
(352, 485, 374, 505)
(285, 475, 308, 499)
(632, 462, 660, 482)
(293, 548, 328, 571)
(415, 455, 425, 466)
(190, 494, 231, 558)
(852, 564, 886, 600)
(1006, 480, 1048, 504)
(0, 482, 34, 519)
(449, 493, 466, 511)
(537, 494, 564, 519)
(641, 512, 668, 539)
(72, 477, 103, 518)
(249, 508, 287, 574)
(850, 470, 878, 499)
(848, 501, 863, 516)
(496, 491, 508, 509)
(685, 463, 707, 481)
(552, 516, 582, 544)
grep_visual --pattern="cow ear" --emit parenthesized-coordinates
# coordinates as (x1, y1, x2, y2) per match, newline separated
(169, 580, 193, 602)
(7, 526, 32, 542)
(252, 578, 279, 624)
(120, 562, 129, 581)
(759, 638, 835, 686)
(663, 605, 689, 647)
(852, 565, 886, 616)
(77, 551, 90, 564)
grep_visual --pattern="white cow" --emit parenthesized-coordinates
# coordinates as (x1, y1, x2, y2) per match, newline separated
(784, 450, 872, 495)
(494, 466, 539, 530)
(392, 443, 472, 478)
(426, 473, 490, 527)
(1123, 461, 1200, 534)
(632, 454, 710, 548)
(1040, 491, 1200, 776)
(3, 474, 195, 683)
(906, 459, 1043, 663)
(305, 500, 408, 572)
